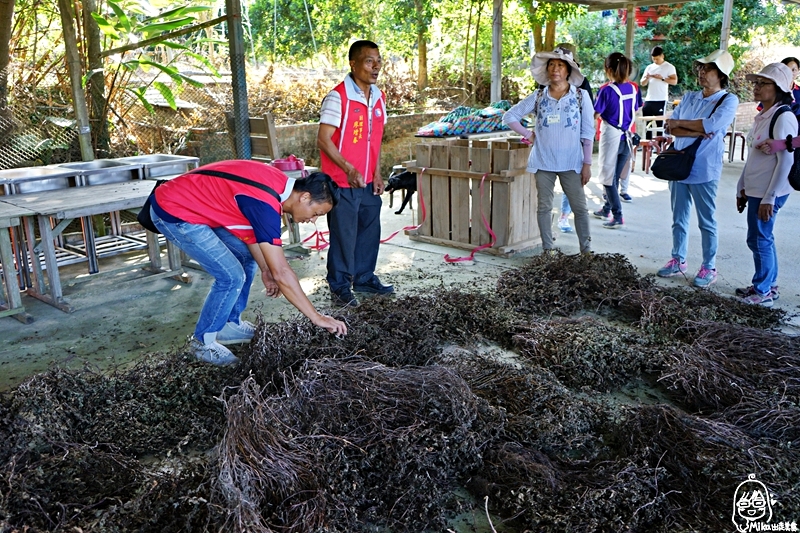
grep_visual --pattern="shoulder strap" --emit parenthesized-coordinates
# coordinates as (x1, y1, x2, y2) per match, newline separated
(188, 169, 282, 202)
(707, 92, 729, 118)
(606, 83, 634, 128)
(769, 105, 792, 140)
(533, 87, 545, 116)
(576, 86, 583, 117)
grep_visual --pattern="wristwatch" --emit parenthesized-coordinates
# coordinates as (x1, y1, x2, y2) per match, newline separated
(786, 135, 794, 153)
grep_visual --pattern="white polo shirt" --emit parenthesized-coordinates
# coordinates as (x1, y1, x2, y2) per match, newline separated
(642, 61, 676, 101)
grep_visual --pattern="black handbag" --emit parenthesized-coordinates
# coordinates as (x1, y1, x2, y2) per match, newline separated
(137, 179, 167, 234)
(651, 93, 729, 182)
(650, 137, 703, 181)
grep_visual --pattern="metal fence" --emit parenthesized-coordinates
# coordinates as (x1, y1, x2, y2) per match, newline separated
(0, 65, 237, 170)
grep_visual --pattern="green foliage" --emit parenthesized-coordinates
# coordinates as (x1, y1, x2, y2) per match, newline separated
(564, 12, 653, 88)
(91, 0, 217, 112)
(249, 0, 370, 64)
(519, 0, 583, 26)
(653, 0, 785, 94)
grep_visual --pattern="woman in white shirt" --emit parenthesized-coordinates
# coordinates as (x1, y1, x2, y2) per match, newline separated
(503, 46, 596, 254)
(735, 63, 798, 307)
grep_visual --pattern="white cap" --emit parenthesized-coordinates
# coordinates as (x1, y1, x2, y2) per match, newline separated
(696, 49, 735, 77)
(745, 63, 794, 93)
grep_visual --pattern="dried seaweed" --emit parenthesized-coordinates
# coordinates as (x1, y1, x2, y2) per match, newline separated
(496, 251, 652, 317)
(217, 360, 486, 532)
(2, 254, 799, 533)
(239, 289, 523, 388)
(658, 322, 800, 440)
(512, 316, 669, 391)
(620, 286, 785, 339)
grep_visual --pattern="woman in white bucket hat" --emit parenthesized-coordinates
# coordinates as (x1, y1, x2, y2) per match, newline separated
(655, 49, 738, 288)
(734, 62, 797, 306)
(502, 46, 596, 254)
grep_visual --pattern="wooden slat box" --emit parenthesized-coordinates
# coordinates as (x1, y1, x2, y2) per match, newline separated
(406, 139, 540, 256)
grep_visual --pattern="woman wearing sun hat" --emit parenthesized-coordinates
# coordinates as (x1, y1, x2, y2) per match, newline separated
(502, 46, 596, 254)
(734, 63, 797, 307)
(655, 49, 739, 287)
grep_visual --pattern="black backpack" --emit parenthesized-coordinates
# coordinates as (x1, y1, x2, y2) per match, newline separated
(768, 103, 800, 190)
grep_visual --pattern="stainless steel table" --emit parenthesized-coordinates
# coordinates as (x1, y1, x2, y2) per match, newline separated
(0, 200, 35, 322)
(1, 181, 188, 312)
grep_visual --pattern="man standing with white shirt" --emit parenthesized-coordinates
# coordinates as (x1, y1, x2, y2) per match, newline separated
(640, 46, 678, 138)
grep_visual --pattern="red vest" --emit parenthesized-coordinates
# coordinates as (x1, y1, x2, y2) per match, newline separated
(320, 80, 386, 188)
(154, 160, 287, 244)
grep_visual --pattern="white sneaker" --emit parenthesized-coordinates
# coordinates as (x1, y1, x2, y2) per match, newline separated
(216, 320, 256, 345)
(190, 337, 239, 366)
(557, 215, 573, 233)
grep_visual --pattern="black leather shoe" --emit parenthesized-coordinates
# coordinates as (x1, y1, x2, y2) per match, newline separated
(353, 276, 394, 295)
(331, 288, 359, 307)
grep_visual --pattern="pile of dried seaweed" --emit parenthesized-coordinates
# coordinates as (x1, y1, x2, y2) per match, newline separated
(0, 355, 234, 532)
(1, 253, 798, 533)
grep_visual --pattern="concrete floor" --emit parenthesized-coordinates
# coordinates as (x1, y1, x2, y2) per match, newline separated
(2, 155, 799, 391)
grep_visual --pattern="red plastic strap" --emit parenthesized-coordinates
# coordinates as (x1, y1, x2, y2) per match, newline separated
(379, 168, 428, 244)
(444, 172, 496, 263)
(301, 224, 330, 251)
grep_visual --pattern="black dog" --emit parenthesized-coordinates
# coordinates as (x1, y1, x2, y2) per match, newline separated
(384, 170, 417, 214)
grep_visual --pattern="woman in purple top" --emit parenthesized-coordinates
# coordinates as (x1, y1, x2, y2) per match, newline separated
(592, 53, 642, 229)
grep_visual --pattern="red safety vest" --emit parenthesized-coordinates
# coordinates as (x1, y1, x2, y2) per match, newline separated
(154, 160, 287, 244)
(320, 80, 386, 188)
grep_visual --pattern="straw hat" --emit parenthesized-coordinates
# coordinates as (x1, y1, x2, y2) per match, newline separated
(530, 45, 585, 86)
(696, 49, 735, 76)
(745, 63, 794, 93)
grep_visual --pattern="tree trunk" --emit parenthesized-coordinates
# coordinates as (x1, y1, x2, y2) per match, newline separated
(0, 0, 13, 106)
(83, 0, 110, 155)
(472, 0, 483, 105)
(544, 19, 556, 51)
(533, 23, 543, 53)
(0, 0, 15, 141)
(57, 0, 94, 161)
(463, 0, 473, 96)
(415, 0, 427, 90)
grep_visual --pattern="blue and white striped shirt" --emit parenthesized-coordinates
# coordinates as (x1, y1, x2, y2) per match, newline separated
(503, 85, 595, 174)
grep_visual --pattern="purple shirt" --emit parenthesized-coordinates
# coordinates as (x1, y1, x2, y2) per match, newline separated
(594, 81, 642, 132)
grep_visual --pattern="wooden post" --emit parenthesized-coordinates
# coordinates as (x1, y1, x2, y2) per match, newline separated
(625, 4, 635, 59)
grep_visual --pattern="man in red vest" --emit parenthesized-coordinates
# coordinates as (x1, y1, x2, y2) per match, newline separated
(317, 40, 394, 307)
(150, 161, 348, 366)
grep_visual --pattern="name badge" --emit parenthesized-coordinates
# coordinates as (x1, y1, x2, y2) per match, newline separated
(547, 114, 561, 125)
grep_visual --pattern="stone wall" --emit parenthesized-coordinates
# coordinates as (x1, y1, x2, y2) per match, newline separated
(273, 112, 443, 176)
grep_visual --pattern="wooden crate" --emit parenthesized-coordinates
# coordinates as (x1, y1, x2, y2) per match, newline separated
(406, 139, 540, 256)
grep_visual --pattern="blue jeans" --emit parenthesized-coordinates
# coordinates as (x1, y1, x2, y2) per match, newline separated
(669, 179, 719, 269)
(326, 183, 383, 293)
(601, 137, 631, 221)
(561, 193, 571, 215)
(150, 207, 257, 340)
(746, 194, 788, 295)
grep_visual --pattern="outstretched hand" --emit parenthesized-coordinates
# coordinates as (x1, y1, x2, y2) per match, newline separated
(314, 314, 348, 335)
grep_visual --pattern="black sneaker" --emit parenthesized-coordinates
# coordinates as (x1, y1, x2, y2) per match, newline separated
(620, 193, 633, 203)
(331, 288, 359, 307)
(353, 276, 395, 295)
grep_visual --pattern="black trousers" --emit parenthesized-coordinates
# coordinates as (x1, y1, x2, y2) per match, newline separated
(642, 100, 666, 139)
